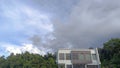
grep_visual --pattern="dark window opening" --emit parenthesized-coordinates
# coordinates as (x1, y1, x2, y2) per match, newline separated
(66, 53, 71, 60)
(67, 65, 72, 68)
(59, 53, 64, 60)
(87, 65, 98, 68)
(73, 64, 85, 68)
(59, 64, 65, 68)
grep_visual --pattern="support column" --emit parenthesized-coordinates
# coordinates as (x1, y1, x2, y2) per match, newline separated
(85, 65, 87, 68)
(65, 64, 66, 68)
(72, 64, 73, 68)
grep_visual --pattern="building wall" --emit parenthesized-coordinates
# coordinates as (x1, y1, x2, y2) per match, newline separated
(57, 48, 101, 68)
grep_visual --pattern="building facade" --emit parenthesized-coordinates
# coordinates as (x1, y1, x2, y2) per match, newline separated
(56, 48, 101, 68)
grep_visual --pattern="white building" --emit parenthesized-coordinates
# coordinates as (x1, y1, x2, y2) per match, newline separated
(56, 48, 101, 68)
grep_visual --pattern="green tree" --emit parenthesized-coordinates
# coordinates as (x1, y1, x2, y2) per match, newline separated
(0, 52, 58, 68)
(99, 38, 120, 68)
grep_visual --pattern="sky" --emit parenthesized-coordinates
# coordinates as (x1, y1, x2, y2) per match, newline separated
(0, 0, 120, 56)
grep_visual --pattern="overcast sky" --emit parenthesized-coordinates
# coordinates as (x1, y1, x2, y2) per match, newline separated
(0, 0, 120, 56)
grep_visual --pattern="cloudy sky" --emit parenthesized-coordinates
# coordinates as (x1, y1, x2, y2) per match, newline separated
(0, 0, 120, 56)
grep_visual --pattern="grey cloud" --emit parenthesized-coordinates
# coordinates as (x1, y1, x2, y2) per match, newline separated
(51, 0, 120, 49)
(30, 0, 120, 52)
(23, 0, 80, 20)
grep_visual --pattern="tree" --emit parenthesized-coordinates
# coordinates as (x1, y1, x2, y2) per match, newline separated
(0, 52, 58, 68)
(99, 38, 120, 68)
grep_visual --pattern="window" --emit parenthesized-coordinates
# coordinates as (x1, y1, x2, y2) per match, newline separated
(59, 53, 64, 60)
(67, 65, 72, 68)
(92, 54, 97, 60)
(71, 51, 92, 64)
(87, 65, 98, 68)
(71, 53, 78, 60)
(73, 64, 85, 68)
(78, 54, 84, 61)
(85, 54, 91, 61)
(66, 53, 71, 60)
(59, 64, 65, 68)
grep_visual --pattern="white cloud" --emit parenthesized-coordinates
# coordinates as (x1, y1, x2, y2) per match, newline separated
(1, 4, 53, 33)
(0, 0, 53, 44)
(0, 0, 54, 56)
(0, 42, 50, 56)
(2, 0, 120, 54)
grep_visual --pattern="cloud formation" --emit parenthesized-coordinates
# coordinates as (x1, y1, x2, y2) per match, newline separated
(0, 0, 53, 56)
(0, 42, 50, 56)
(0, 0, 53, 44)
(1, 0, 120, 56)
(34, 0, 120, 51)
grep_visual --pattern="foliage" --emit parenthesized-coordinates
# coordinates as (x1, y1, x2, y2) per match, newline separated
(0, 52, 57, 68)
(99, 38, 120, 68)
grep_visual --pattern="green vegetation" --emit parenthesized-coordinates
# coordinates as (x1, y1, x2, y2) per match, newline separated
(0, 52, 57, 68)
(99, 38, 120, 68)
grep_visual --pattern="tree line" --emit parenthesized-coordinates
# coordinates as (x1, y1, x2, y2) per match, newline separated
(0, 52, 57, 68)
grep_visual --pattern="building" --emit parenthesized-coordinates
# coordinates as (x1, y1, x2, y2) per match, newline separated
(56, 48, 101, 68)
